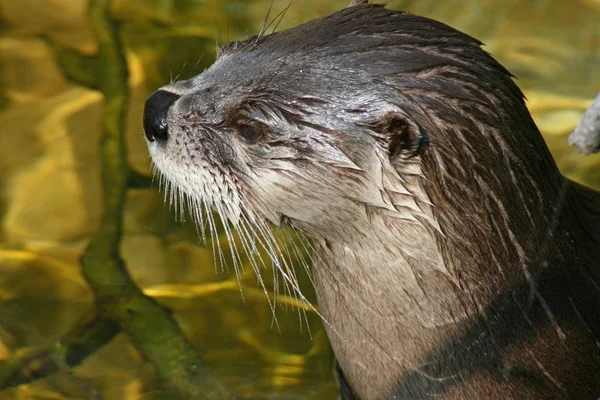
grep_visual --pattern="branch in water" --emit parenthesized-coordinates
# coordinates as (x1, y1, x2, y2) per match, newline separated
(569, 91, 600, 154)
(78, 0, 237, 398)
(1, 0, 237, 398)
(0, 317, 119, 390)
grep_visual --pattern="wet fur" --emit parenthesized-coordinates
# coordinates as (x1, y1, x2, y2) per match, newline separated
(145, 4, 600, 399)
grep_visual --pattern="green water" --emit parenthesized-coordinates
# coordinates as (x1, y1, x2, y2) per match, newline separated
(0, 0, 598, 399)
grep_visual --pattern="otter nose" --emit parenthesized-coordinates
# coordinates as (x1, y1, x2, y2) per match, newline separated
(143, 90, 180, 142)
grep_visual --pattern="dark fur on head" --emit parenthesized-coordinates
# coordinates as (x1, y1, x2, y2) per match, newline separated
(145, 4, 600, 399)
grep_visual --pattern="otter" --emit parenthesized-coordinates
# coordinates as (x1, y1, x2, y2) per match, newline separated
(142, 3, 600, 399)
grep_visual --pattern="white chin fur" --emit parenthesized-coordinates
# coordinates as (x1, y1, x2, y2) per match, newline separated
(147, 141, 244, 226)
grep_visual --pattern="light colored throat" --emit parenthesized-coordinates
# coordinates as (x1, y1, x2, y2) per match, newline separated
(311, 217, 472, 399)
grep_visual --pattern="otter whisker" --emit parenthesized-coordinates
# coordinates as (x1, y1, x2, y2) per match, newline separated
(250, 222, 296, 296)
(234, 215, 283, 330)
(276, 230, 300, 304)
(256, 0, 275, 43)
(279, 237, 313, 335)
(193, 55, 204, 71)
(178, 186, 187, 223)
(235, 221, 267, 286)
(187, 196, 207, 245)
(268, 0, 297, 35)
(280, 236, 307, 303)
(237, 212, 311, 327)
(281, 233, 318, 332)
(215, 203, 244, 273)
(253, 225, 318, 334)
(204, 200, 227, 275)
(172, 60, 188, 84)
(284, 228, 315, 280)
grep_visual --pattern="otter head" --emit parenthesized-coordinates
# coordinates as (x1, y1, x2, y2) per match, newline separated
(144, 3, 558, 262)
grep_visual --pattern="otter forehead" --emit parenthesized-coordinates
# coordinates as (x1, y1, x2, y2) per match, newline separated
(158, 3, 512, 125)
(161, 50, 388, 127)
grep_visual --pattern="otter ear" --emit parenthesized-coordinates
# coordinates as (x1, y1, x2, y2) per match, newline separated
(378, 113, 430, 159)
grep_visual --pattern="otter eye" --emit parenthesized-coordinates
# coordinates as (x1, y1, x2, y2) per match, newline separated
(238, 125, 263, 144)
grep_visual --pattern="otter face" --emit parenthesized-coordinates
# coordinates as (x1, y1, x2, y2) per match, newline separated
(143, 3, 528, 243)
(143, 6, 444, 240)
(148, 82, 402, 231)
(144, 57, 386, 235)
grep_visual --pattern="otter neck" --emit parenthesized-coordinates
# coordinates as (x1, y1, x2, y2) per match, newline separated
(311, 196, 474, 399)
(305, 150, 513, 399)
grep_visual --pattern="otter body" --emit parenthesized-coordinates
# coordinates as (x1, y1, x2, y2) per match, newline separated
(143, 4, 600, 399)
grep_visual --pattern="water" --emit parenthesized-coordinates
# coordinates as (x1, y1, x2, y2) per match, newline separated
(0, 0, 598, 399)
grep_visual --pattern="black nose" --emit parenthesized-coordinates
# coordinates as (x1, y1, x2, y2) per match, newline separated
(143, 90, 180, 142)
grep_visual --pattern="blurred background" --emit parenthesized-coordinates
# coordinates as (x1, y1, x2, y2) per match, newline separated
(0, 0, 599, 399)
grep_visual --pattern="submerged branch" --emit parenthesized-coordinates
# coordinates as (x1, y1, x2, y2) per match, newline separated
(1, 0, 237, 398)
(78, 0, 236, 398)
(0, 317, 119, 389)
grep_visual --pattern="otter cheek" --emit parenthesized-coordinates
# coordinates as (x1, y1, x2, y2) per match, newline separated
(246, 169, 300, 225)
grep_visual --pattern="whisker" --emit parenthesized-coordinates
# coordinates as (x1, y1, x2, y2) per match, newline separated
(256, 0, 275, 42)
(173, 60, 188, 83)
(149, 165, 337, 338)
(268, 0, 298, 35)
(193, 55, 204, 70)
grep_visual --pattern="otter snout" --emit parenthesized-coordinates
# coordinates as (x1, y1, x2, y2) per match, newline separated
(143, 90, 180, 142)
